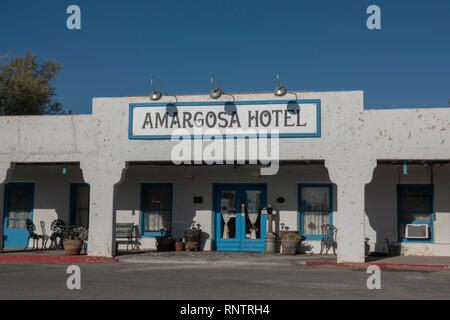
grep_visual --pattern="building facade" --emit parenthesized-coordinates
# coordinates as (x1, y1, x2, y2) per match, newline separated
(0, 90, 449, 263)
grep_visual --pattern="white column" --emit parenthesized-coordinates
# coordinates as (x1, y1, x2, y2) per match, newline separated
(81, 160, 125, 257)
(326, 159, 376, 263)
(0, 162, 11, 251)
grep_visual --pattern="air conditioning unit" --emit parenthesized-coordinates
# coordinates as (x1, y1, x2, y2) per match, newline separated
(405, 224, 429, 239)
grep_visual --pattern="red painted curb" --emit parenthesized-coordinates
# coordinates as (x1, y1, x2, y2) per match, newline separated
(0, 254, 117, 263)
(305, 260, 450, 269)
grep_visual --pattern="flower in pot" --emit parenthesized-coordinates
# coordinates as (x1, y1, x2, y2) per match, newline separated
(280, 229, 302, 255)
(63, 227, 88, 256)
(156, 229, 173, 251)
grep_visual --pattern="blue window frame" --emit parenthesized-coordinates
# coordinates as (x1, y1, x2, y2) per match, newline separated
(140, 183, 173, 237)
(397, 184, 433, 243)
(298, 184, 333, 240)
(70, 183, 90, 228)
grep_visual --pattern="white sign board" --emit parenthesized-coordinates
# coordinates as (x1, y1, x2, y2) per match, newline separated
(129, 99, 320, 139)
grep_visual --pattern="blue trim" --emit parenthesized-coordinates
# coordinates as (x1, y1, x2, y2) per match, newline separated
(298, 184, 333, 241)
(128, 99, 321, 140)
(213, 183, 267, 252)
(70, 183, 90, 226)
(140, 183, 173, 237)
(397, 184, 434, 243)
(3, 183, 35, 248)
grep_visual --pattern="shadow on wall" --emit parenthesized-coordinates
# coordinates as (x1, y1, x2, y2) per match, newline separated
(113, 165, 341, 253)
(365, 165, 450, 256)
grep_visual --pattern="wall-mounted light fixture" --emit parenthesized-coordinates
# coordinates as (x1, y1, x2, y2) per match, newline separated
(209, 74, 223, 99)
(403, 160, 408, 175)
(62, 163, 67, 175)
(273, 72, 287, 97)
(150, 75, 165, 101)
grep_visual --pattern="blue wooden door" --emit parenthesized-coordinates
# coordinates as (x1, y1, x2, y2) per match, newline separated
(214, 184, 267, 252)
(3, 183, 35, 248)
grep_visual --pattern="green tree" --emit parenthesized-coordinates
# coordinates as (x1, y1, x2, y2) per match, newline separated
(0, 51, 64, 115)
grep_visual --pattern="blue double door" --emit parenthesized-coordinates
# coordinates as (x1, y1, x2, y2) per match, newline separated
(214, 184, 267, 252)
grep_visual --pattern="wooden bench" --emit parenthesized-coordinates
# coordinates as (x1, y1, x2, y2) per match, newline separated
(115, 223, 135, 251)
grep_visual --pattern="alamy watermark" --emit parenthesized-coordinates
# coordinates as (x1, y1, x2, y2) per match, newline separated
(66, 265, 81, 290)
(366, 265, 381, 290)
(170, 127, 280, 176)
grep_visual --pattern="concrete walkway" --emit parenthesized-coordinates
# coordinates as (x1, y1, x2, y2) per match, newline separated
(117, 251, 450, 270)
(117, 251, 337, 266)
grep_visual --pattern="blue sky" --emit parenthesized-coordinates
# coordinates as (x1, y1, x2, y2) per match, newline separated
(0, 0, 449, 114)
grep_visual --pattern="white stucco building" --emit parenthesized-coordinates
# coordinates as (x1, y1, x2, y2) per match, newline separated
(0, 89, 449, 263)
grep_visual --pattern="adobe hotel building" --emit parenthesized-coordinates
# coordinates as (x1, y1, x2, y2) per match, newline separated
(0, 90, 449, 263)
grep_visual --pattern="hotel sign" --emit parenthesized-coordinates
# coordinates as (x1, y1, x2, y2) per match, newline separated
(129, 99, 321, 139)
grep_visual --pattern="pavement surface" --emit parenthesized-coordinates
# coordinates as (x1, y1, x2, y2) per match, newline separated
(0, 261, 449, 300)
(117, 251, 337, 266)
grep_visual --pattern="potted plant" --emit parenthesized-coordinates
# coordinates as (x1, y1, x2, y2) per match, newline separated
(155, 229, 173, 251)
(175, 238, 185, 251)
(63, 227, 88, 255)
(184, 221, 202, 251)
(280, 229, 302, 255)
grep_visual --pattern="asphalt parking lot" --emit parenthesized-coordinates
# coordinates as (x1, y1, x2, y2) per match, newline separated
(0, 261, 449, 300)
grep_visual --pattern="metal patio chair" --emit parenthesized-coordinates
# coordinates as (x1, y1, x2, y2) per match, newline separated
(40, 221, 52, 250)
(320, 224, 337, 255)
(25, 220, 44, 250)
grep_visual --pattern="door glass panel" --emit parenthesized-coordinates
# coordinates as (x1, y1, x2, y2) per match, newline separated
(301, 187, 330, 235)
(245, 190, 261, 239)
(220, 190, 236, 239)
(7, 188, 33, 230)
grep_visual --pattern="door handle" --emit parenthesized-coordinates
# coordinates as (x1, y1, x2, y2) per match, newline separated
(241, 203, 245, 217)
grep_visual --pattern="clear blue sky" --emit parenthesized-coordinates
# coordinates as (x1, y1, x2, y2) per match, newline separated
(0, 0, 449, 114)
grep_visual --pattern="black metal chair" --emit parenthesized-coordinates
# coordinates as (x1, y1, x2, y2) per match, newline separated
(50, 219, 66, 249)
(320, 224, 337, 255)
(25, 220, 44, 250)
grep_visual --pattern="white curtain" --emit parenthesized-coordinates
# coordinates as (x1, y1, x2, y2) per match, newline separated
(301, 187, 329, 235)
(145, 187, 170, 232)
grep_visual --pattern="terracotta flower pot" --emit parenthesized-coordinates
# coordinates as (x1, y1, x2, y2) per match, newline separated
(175, 241, 185, 251)
(63, 240, 84, 255)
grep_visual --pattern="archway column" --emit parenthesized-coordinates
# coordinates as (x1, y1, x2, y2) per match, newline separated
(81, 160, 125, 257)
(0, 162, 12, 251)
(326, 158, 376, 263)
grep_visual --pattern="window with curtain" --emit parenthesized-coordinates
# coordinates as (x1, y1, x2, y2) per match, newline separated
(143, 185, 171, 234)
(300, 185, 331, 236)
(72, 185, 90, 228)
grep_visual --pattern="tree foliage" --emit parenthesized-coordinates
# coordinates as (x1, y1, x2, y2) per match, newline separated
(0, 51, 64, 115)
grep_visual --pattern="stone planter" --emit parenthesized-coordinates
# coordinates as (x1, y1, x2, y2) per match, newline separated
(63, 240, 84, 255)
